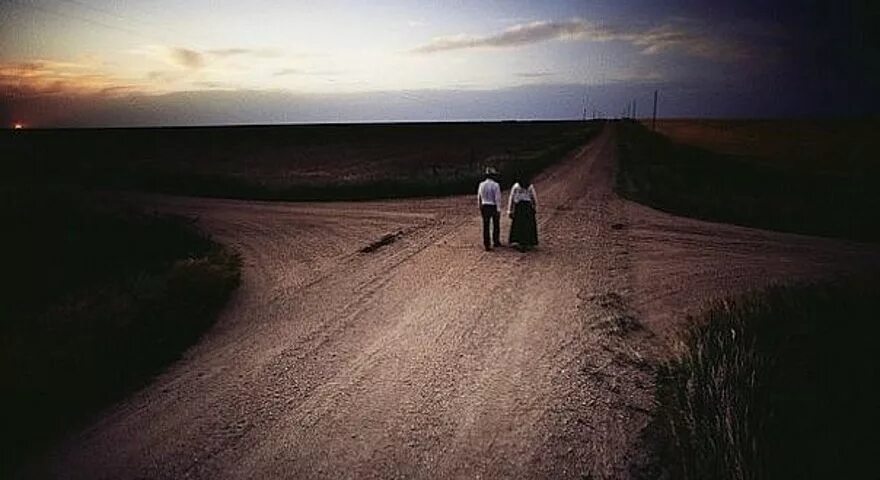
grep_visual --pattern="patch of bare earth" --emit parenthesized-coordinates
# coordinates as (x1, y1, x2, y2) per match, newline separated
(28, 126, 880, 479)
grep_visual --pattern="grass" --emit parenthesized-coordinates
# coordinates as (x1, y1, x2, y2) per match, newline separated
(0, 184, 241, 475)
(2, 120, 600, 201)
(616, 120, 880, 242)
(644, 275, 880, 479)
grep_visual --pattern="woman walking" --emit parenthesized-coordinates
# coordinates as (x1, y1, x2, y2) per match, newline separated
(507, 174, 538, 251)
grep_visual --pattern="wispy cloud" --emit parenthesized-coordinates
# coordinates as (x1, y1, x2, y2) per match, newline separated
(169, 47, 204, 69)
(207, 48, 280, 58)
(0, 60, 143, 98)
(273, 68, 303, 77)
(273, 67, 345, 77)
(193, 80, 233, 90)
(159, 46, 281, 69)
(412, 20, 587, 53)
(516, 72, 555, 79)
(411, 19, 753, 61)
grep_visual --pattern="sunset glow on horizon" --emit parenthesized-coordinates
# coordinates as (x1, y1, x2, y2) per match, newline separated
(0, 0, 875, 127)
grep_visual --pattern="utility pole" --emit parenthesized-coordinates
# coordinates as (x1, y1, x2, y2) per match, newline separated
(652, 90, 659, 131)
(582, 95, 588, 121)
(633, 99, 637, 119)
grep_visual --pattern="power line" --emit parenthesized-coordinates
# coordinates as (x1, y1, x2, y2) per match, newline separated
(652, 89, 659, 131)
(7, 0, 207, 46)
(58, 0, 212, 46)
(7, 0, 156, 41)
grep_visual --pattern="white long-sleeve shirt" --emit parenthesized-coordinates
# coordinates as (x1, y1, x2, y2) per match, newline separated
(507, 182, 538, 215)
(477, 179, 502, 210)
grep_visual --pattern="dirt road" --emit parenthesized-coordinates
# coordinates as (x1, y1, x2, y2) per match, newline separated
(32, 126, 880, 479)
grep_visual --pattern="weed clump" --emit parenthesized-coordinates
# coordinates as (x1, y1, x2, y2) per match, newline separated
(645, 276, 880, 479)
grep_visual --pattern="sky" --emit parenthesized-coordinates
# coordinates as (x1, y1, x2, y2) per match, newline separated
(0, 0, 877, 127)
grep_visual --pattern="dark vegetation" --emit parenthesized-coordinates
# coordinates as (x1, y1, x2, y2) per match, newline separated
(0, 184, 240, 475)
(2, 120, 599, 201)
(616, 120, 880, 242)
(644, 276, 880, 479)
(648, 119, 880, 176)
(620, 119, 880, 478)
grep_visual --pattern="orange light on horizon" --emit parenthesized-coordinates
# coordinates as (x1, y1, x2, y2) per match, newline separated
(13, 123, 24, 129)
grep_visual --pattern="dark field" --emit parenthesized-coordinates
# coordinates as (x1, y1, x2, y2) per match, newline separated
(648, 119, 880, 176)
(2, 121, 598, 200)
(0, 186, 240, 475)
(618, 119, 880, 242)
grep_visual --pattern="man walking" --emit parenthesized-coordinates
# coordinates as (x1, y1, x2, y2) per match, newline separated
(477, 166, 502, 251)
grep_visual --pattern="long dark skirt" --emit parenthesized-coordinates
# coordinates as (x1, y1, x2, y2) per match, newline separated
(509, 201, 538, 246)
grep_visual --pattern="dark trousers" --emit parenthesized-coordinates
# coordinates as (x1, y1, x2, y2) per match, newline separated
(480, 204, 501, 248)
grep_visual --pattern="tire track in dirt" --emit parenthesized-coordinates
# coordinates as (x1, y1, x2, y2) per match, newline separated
(28, 125, 880, 479)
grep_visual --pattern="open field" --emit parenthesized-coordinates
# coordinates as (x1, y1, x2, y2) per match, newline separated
(1, 121, 598, 200)
(618, 120, 880, 242)
(16, 123, 880, 479)
(647, 119, 880, 175)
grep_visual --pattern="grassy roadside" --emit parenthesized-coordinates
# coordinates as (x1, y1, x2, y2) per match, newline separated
(615, 120, 880, 242)
(0, 185, 241, 475)
(617, 119, 880, 477)
(643, 276, 880, 479)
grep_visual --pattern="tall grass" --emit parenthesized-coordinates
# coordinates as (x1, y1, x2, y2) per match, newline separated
(0, 185, 241, 475)
(646, 276, 880, 479)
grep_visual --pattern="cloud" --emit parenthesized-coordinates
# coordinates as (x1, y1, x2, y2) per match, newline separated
(168, 47, 205, 69)
(273, 67, 345, 77)
(0, 60, 143, 98)
(627, 24, 750, 59)
(207, 48, 280, 58)
(208, 48, 251, 57)
(516, 72, 555, 78)
(411, 19, 753, 61)
(273, 68, 303, 77)
(411, 20, 587, 53)
(158, 46, 282, 71)
(193, 80, 232, 90)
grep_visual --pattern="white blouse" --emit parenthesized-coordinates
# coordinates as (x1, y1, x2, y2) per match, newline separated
(507, 182, 538, 215)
